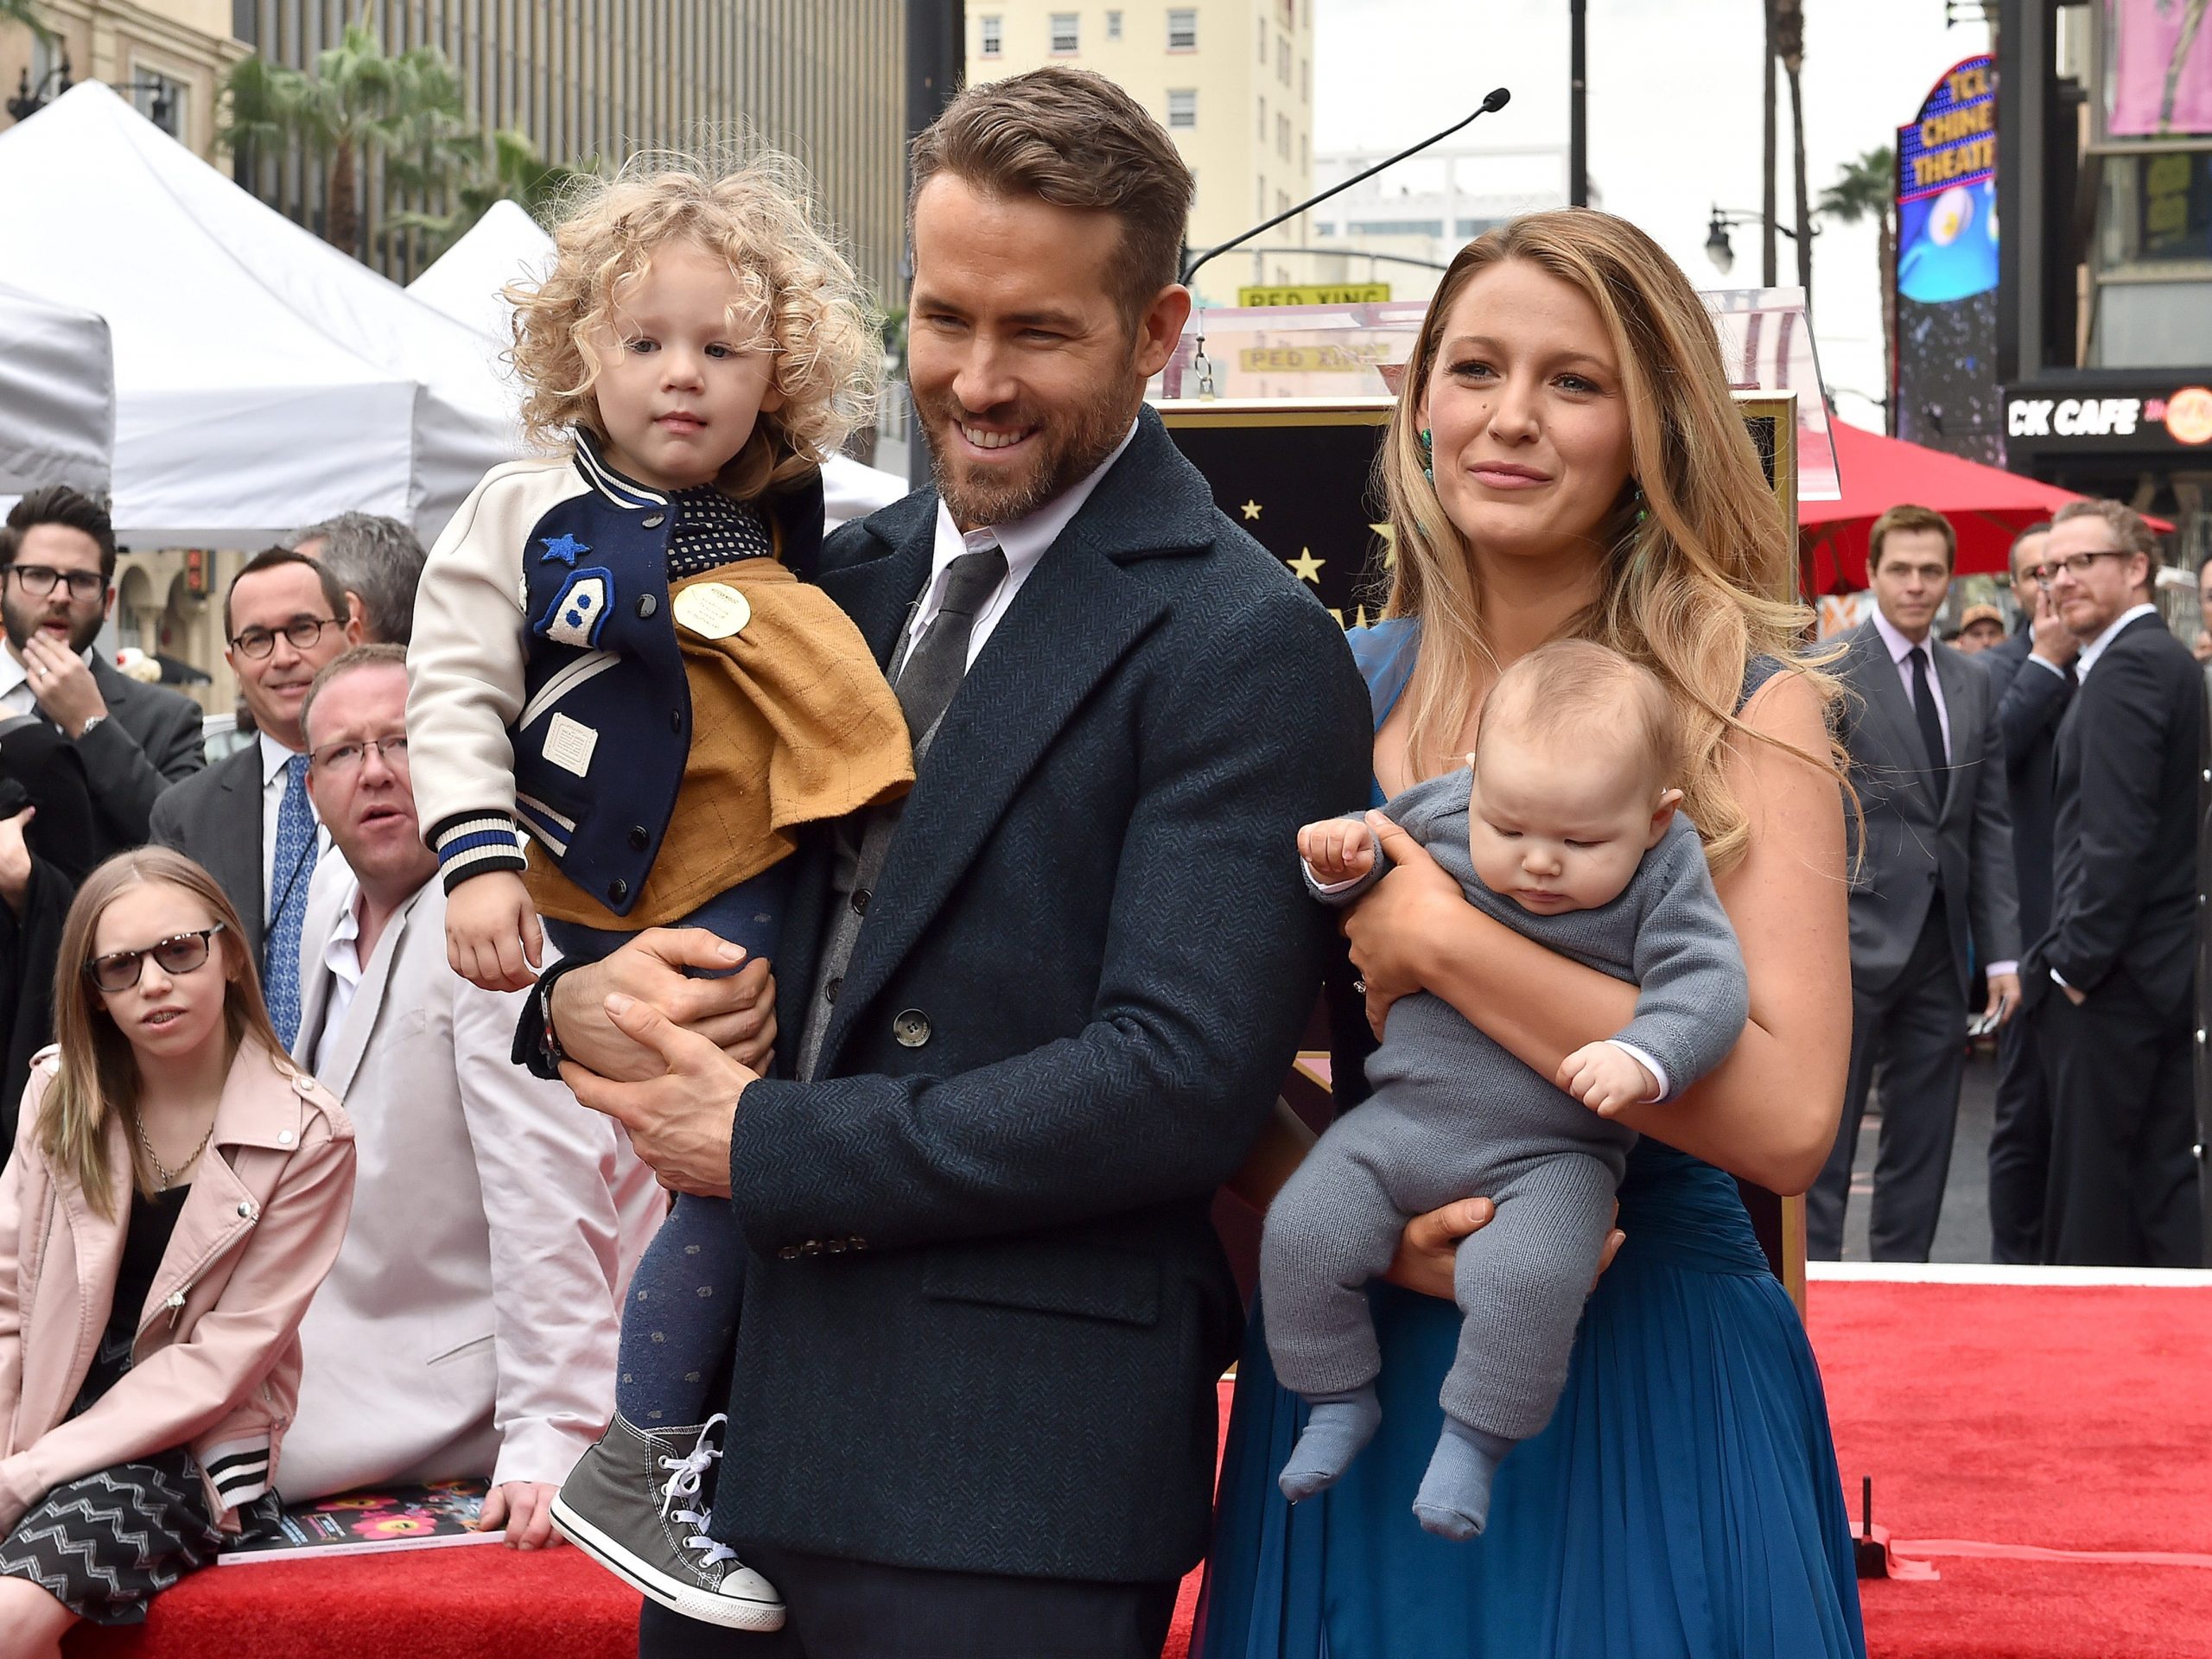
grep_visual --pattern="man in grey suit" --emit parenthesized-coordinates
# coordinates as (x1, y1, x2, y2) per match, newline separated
(1809, 505, 2023, 1261)
(0, 488, 203, 849)
(150, 549, 360, 1048)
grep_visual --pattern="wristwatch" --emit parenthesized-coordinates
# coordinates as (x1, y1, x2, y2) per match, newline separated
(75, 715, 105, 739)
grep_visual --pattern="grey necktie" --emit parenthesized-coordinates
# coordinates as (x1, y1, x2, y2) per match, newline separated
(896, 544, 1007, 748)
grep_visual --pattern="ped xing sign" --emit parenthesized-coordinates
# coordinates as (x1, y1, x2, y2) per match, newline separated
(1236, 283, 1392, 307)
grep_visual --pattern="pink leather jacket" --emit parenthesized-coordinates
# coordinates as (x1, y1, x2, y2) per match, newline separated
(0, 1042, 355, 1533)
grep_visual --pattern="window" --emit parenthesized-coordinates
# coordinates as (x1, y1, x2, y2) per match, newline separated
(1279, 36, 1292, 83)
(1259, 16, 1268, 61)
(1257, 95, 1266, 138)
(1353, 218, 1446, 237)
(131, 67, 185, 138)
(1167, 88, 1197, 129)
(1277, 189, 1291, 216)
(1050, 11, 1079, 54)
(1455, 217, 1504, 238)
(980, 13, 1003, 56)
(1277, 112, 1290, 160)
(1302, 59, 1310, 101)
(1257, 176, 1268, 215)
(1106, 10, 1123, 40)
(1168, 8, 1198, 50)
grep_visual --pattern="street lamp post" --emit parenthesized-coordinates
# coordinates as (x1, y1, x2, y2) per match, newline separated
(904, 0, 964, 486)
(1569, 0, 1588, 207)
(1703, 204, 1815, 280)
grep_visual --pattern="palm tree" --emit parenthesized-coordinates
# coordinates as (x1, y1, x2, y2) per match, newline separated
(1773, 0, 1813, 308)
(385, 126, 595, 260)
(220, 13, 476, 259)
(1821, 147, 1897, 433)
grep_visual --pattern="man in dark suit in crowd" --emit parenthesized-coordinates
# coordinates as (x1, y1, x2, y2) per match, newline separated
(1810, 505, 2021, 1261)
(288, 511, 429, 647)
(0, 488, 204, 848)
(517, 67, 1366, 1658)
(150, 550, 360, 1050)
(1978, 524, 2075, 1262)
(2027, 500, 2204, 1267)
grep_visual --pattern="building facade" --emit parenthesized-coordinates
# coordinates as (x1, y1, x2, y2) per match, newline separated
(2, 0, 245, 159)
(1306, 143, 1569, 306)
(230, 1, 909, 302)
(967, 0, 1315, 305)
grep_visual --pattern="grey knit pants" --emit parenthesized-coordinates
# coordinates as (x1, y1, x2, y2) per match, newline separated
(1261, 1083, 1624, 1441)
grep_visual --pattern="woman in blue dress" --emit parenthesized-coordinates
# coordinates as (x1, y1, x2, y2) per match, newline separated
(1199, 210, 1866, 1658)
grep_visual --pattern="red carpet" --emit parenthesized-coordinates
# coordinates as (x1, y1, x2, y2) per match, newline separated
(66, 1273, 2210, 1658)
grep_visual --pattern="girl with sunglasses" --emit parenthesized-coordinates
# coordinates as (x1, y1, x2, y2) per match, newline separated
(0, 848, 355, 1652)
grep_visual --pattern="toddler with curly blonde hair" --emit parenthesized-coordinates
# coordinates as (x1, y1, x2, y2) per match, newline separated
(406, 150, 913, 1630)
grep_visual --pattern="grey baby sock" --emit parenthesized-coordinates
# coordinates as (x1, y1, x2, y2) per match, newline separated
(1278, 1385, 1382, 1503)
(1414, 1417, 1517, 1540)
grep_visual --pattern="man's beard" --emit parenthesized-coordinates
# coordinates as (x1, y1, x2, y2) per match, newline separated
(0, 597, 92, 658)
(918, 378, 1137, 531)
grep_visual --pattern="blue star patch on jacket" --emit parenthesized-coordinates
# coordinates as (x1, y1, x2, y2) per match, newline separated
(539, 531, 590, 566)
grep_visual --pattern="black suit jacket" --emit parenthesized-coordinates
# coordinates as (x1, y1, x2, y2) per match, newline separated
(1980, 625, 2073, 947)
(75, 658, 206, 848)
(711, 410, 1370, 1580)
(2034, 611, 2203, 1018)
(149, 743, 268, 967)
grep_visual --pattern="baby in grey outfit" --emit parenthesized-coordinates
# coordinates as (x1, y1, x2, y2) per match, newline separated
(1263, 640, 1748, 1540)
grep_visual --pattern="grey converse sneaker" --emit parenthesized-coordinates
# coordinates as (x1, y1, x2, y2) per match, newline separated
(550, 1413, 785, 1630)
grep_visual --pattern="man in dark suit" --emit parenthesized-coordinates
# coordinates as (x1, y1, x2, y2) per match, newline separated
(1978, 524, 2075, 1262)
(0, 487, 204, 847)
(2028, 500, 2204, 1267)
(1809, 505, 2021, 1261)
(519, 67, 1367, 1657)
(149, 549, 359, 1050)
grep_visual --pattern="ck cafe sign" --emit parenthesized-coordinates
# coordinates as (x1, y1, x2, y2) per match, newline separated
(2005, 385, 2212, 448)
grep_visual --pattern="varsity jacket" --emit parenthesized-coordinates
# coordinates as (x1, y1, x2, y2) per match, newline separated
(409, 431, 827, 918)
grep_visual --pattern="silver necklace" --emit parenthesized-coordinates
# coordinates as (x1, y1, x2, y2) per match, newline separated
(129, 1106, 214, 1193)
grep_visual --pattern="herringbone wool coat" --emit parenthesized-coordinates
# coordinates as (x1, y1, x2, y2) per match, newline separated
(525, 408, 1370, 1583)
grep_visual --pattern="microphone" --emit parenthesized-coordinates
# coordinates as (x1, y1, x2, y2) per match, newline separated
(1179, 89, 1515, 289)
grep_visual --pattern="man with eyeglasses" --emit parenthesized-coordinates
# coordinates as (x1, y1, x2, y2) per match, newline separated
(0, 488, 204, 848)
(149, 549, 361, 1050)
(2023, 499, 2204, 1267)
(278, 644, 661, 1549)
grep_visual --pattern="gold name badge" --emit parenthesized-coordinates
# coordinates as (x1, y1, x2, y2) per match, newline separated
(672, 582, 752, 640)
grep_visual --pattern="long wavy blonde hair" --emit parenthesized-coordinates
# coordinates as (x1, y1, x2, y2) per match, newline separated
(38, 849, 288, 1219)
(1381, 208, 1841, 875)
(507, 145, 879, 501)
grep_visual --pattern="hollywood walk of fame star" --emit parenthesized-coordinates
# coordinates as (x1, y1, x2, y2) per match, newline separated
(1241, 499, 1263, 521)
(539, 531, 590, 565)
(1286, 547, 1325, 583)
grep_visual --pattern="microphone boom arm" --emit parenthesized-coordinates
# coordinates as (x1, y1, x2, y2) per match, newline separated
(1179, 87, 1511, 289)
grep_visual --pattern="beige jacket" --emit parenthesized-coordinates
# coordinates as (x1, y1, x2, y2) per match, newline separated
(0, 1044, 355, 1531)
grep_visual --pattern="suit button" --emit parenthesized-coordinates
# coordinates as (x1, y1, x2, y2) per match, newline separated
(670, 709, 683, 734)
(628, 825, 650, 851)
(851, 888, 869, 915)
(850, 1236, 868, 1251)
(637, 594, 658, 619)
(777, 1245, 799, 1261)
(642, 512, 666, 528)
(608, 878, 629, 904)
(893, 1008, 931, 1047)
(825, 1237, 848, 1254)
(802, 1239, 822, 1256)
(823, 976, 842, 1005)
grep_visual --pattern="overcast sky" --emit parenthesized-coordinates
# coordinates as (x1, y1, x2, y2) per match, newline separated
(1314, 0, 1996, 430)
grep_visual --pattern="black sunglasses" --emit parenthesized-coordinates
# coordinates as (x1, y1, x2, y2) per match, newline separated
(86, 924, 226, 994)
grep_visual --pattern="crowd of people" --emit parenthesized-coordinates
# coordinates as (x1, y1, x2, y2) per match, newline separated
(1809, 501, 2205, 1271)
(0, 58, 2196, 1659)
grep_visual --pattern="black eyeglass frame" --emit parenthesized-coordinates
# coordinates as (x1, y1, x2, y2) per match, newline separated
(229, 614, 341, 659)
(2027, 547, 2133, 586)
(85, 923, 227, 994)
(5, 563, 108, 601)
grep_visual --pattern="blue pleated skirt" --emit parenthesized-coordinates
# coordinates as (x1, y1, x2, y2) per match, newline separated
(1196, 1143, 1866, 1659)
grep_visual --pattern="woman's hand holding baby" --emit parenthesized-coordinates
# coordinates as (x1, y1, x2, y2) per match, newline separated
(1298, 817, 1376, 885)
(447, 870, 544, 993)
(1342, 814, 1466, 1036)
(1556, 1041, 1657, 1116)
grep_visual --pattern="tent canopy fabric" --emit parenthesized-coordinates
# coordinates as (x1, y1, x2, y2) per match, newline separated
(406, 197, 911, 529)
(1799, 420, 2171, 592)
(0, 83, 518, 548)
(0, 281, 113, 497)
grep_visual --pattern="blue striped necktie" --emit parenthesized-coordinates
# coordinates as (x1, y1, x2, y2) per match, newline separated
(264, 753, 314, 1050)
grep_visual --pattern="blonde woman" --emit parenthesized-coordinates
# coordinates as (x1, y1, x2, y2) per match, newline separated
(0, 849, 354, 1653)
(1199, 213, 1866, 1656)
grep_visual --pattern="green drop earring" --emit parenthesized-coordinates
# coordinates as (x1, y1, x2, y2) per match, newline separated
(1419, 428, 1434, 483)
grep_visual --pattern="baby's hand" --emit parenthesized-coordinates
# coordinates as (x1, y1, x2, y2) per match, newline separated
(1555, 1042, 1657, 1117)
(446, 870, 543, 993)
(1298, 818, 1376, 885)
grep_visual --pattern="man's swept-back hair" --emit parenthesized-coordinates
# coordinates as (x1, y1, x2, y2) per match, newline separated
(1868, 503, 1957, 572)
(287, 512, 428, 647)
(911, 66, 1193, 327)
(1477, 639, 1681, 788)
(2050, 498, 2159, 572)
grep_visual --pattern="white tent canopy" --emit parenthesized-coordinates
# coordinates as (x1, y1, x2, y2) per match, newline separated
(0, 83, 518, 548)
(0, 281, 113, 497)
(407, 197, 909, 528)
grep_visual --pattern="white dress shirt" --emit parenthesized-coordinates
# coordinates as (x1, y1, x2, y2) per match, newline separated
(1869, 606, 1950, 761)
(258, 729, 329, 922)
(309, 875, 366, 1081)
(0, 643, 98, 721)
(904, 419, 1141, 670)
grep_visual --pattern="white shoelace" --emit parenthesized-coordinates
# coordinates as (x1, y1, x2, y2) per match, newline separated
(658, 1414, 740, 1570)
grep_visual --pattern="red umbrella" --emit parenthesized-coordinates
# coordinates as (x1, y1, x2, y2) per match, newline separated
(1797, 421, 2170, 593)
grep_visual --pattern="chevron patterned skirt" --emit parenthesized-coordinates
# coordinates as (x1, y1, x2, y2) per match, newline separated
(0, 1448, 245, 1624)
